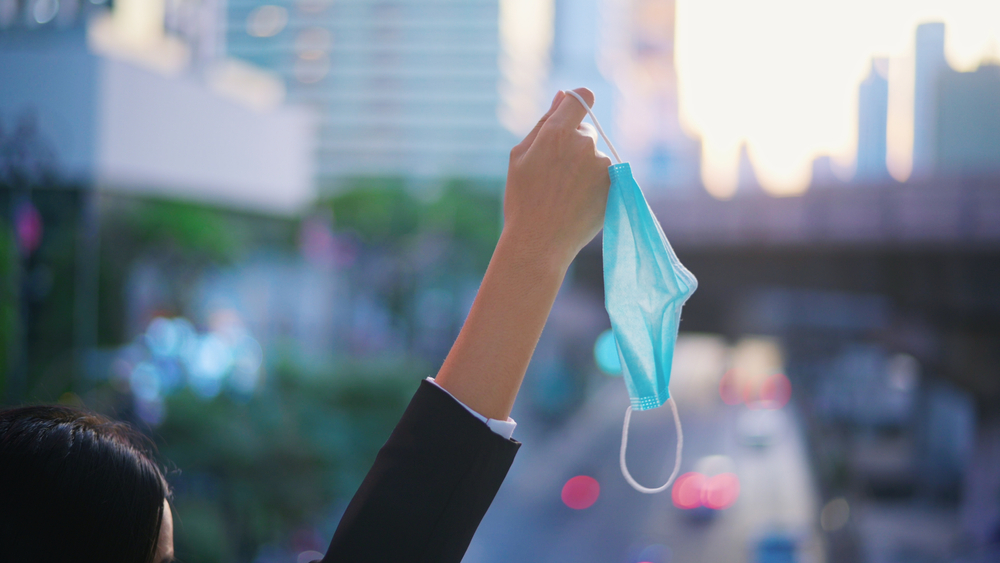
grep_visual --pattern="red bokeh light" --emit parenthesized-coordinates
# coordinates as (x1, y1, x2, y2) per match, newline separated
(718, 370, 743, 405)
(722, 370, 792, 410)
(561, 475, 600, 510)
(14, 200, 43, 256)
(702, 472, 741, 509)
(671, 472, 705, 509)
(759, 373, 792, 408)
(672, 471, 741, 510)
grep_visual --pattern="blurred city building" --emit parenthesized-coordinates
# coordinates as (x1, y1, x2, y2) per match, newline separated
(547, 0, 615, 140)
(0, 0, 315, 213)
(225, 0, 553, 189)
(810, 155, 846, 188)
(911, 22, 947, 179)
(935, 61, 1000, 178)
(735, 141, 764, 196)
(855, 58, 890, 183)
(602, 0, 701, 191)
(549, 0, 701, 192)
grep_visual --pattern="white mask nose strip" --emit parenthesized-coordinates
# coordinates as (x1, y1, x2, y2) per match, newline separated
(564, 90, 624, 165)
(620, 398, 684, 494)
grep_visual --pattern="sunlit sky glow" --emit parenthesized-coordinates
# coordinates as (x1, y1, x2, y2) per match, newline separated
(674, 0, 1000, 197)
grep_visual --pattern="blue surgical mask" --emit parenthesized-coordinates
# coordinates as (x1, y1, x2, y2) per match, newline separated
(567, 91, 697, 494)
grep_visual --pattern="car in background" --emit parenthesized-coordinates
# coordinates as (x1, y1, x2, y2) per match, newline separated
(752, 532, 798, 563)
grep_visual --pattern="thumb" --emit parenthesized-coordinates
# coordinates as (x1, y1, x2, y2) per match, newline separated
(512, 91, 565, 155)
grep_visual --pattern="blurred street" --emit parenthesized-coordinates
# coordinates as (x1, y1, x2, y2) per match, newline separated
(470, 344, 823, 563)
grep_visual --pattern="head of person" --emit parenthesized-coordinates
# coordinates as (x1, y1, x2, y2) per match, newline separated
(0, 405, 174, 563)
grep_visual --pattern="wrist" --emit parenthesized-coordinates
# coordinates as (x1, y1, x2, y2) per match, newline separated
(496, 228, 574, 278)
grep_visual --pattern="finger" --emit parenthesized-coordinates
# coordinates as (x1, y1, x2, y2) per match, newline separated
(513, 91, 566, 153)
(577, 122, 598, 144)
(547, 87, 595, 131)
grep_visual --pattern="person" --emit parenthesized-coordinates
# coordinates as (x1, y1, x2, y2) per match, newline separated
(0, 88, 611, 563)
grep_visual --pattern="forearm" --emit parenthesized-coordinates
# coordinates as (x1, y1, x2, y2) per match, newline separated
(434, 230, 568, 421)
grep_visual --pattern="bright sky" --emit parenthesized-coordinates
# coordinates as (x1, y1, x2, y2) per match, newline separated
(674, 0, 1000, 197)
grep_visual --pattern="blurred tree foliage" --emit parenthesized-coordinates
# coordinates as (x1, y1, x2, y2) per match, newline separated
(156, 360, 422, 563)
(322, 177, 503, 269)
(96, 194, 298, 345)
(2, 180, 501, 561)
(0, 186, 84, 404)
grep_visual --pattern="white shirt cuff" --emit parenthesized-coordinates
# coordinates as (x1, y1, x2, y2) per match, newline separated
(425, 377, 517, 440)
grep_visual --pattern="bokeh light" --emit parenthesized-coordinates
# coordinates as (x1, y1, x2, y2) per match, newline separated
(187, 334, 234, 399)
(671, 472, 705, 510)
(561, 475, 600, 510)
(294, 54, 330, 84)
(702, 473, 740, 510)
(718, 369, 743, 405)
(759, 373, 792, 409)
(820, 497, 850, 532)
(31, 0, 58, 24)
(593, 329, 622, 376)
(14, 200, 43, 255)
(672, 471, 741, 510)
(295, 27, 332, 60)
(246, 5, 287, 38)
(721, 368, 792, 410)
(129, 361, 162, 401)
(134, 397, 165, 426)
(736, 408, 782, 448)
(145, 317, 181, 357)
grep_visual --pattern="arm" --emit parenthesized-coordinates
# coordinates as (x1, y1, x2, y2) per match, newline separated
(323, 88, 611, 563)
(434, 88, 612, 420)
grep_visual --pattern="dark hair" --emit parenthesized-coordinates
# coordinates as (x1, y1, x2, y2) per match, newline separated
(0, 405, 171, 563)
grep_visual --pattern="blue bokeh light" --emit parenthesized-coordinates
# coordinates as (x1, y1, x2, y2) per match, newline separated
(636, 543, 672, 563)
(188, 334, 234, 399)
(145, 317, 181, 358)
(129, 361, 162, 401)
(594, 329, 622, 376)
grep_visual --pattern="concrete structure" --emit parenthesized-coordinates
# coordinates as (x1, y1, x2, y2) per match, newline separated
(856, 58, 890, 182)
(0, 5, 315, 214)
(935, 62, 1000, 177)
(226, 0, 552, 188)
(912, 22, 948, 178)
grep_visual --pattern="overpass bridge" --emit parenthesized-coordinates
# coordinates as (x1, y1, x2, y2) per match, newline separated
(580, 175, 1000, 409)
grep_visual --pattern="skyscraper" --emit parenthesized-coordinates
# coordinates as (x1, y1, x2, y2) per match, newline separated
(912, 22, 948, 178)
(548, 0, 614, 131)
(855, 58, 889, 182)
(935, 62, 1000, 177)
(226, 0, 551, 189)
(735, 141, 763, 196)
(605, 0, 700, 191)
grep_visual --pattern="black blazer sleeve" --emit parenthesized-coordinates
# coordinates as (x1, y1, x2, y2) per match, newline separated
(321, 380, 520, 563)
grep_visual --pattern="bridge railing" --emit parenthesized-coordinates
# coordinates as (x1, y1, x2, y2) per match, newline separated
(648, 176, 1000, 249)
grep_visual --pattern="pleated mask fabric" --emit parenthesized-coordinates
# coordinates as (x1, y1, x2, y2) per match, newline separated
(565, 90, 697, 494)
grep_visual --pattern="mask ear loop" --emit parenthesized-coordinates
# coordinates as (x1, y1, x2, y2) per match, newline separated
(620, 398, 684, 494)
(563, 90, 623, 165)
(565, 89, 683, 494)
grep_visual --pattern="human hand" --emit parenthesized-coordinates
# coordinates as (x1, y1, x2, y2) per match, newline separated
(502, 88, 612, 271)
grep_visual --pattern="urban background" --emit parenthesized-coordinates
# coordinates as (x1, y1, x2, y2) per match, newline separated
(1, 0, 999, 562)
